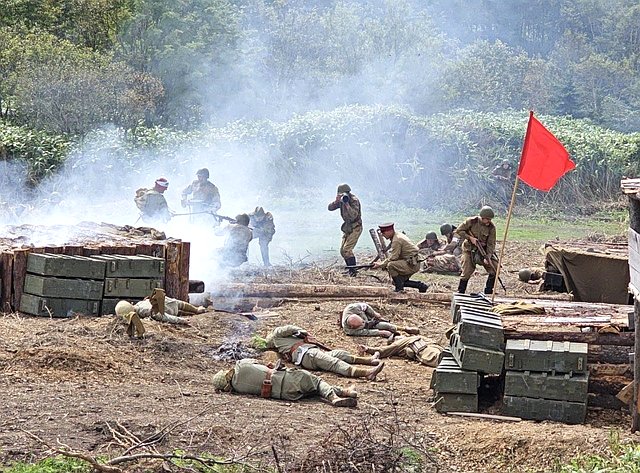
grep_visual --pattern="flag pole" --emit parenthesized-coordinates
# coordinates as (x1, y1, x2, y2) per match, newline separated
(490, 111, 534, 301)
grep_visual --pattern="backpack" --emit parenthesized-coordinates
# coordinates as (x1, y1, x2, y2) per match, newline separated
(134, 188, 149, 211)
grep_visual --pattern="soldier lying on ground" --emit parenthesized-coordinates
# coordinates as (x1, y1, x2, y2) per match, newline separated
(212, 358, 358, 407)
(341, 302, 420, 338)
(115, 288, 205, 337)
(255, 324, 385, 380)
(417, 231, 462, 275)
(357, 336, 444, 367)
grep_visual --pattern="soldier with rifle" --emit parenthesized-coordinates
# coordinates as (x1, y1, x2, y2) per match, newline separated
(181, 168, 221, 225)
(454, 206, 498, 294)
(341, 302, 420, 338)
(256, 324, 385, 381)
(248, 206, 275, 267)
(217, 213, 253, 267)
(328, 183, 362, 276)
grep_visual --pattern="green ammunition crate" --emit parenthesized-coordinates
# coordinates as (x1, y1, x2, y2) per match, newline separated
(503, 395, 586, 424)
(90, 255, 164, 278)
(450, 332, 505, 375)
(505, 339, 588, 374)
(433, 391, 478, 413)
(458, 309, 504, 350)
(20, 293, 100, 317)
(451, 295, 494, 323)
(504, 371, 589, 403)
(431, 357, 480, 394)
(103, 278, 162, 298)
(27, 253, 106, 279)
(24, 274, 104, 299)
(101, 298, 143, 316)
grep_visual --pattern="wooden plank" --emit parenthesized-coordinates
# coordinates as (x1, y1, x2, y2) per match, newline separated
(82, 247, 101, 256)
(178, 241, 190, 301)
(135, 243, 154, 256)
(0, 251, 14, 312)
(31, 247, 45, 254)
(504, 328, 634, 346)
(43, 246, 63, 254)
(589, 345, 634, 364)
(633, 297, 640, 431)
(11, 248, 30, 311)
(164, 241, 181, 299)
(63, 245, 84, 256)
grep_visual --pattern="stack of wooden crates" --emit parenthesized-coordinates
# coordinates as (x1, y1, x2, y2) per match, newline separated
(19, 253, 164, 317)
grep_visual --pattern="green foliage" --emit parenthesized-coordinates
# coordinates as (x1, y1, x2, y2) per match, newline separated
(556, 431, 640, 473)
(2, 456, 91, 473)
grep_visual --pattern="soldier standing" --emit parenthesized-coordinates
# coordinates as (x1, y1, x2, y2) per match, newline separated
(181, 168, 221, 224)
(248, 206, 275, 267)
(341, 302, 420, 338)
(212, 359, 358, 407)
(259, 324, 385, 380)
(454, 206, 497, 294)
(218, 214, 253, 267)
(372, 223, 429, 293)
(328, 183, 362, 275)
(135, 177, 172, 224)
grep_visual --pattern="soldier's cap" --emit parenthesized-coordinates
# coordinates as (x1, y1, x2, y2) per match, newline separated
(155, 177, 169, 188)
(425, 231, 437, 240)
(378, 222, 395, 232)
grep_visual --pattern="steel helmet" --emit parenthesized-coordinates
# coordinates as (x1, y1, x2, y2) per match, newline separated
(212, 369, 233, 391)
(196, 168, 210, 178)
(337, 183, 351, 193)
(518, 269, 532, 282)
(440, 224, 453, 235)
(115, 300, 135, 318)
(479, 206, 495, 219)
(235, 213, 250, 226)
(425, 232, 437, 240)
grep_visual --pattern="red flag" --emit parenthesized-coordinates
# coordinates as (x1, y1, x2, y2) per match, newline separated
(517, 111, 575, 192)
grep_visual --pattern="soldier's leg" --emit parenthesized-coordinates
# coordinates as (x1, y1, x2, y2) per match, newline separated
(388, 261, 412, 291)
(326, 349, 380, 366)
(457, 251, 476, 293)
(176, 300, 205, 315)
(481, 261, 497, 294)
(300, 349, 354, 376)
(259, 238, 271, 267)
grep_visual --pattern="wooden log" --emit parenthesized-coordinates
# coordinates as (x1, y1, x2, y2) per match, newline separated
(82, 247, 101, 256)
(63, 245, 84, 256)
(504, 328, 635, 346)
(135, 243, 154, 256)
(178, 241, 190, 301)
(11, 248, 29, 311)
(589, 375, 631, 396)
(0, 251, 13, 312)
(589, 364, 632, 378)
(31, 248, 45, 254)
(588, 345, 633, 364)
(633, 298, 640, 431)
(164, 241, 181, 299)
(211, 297, 284, 313)
(43, 246, 63, 254)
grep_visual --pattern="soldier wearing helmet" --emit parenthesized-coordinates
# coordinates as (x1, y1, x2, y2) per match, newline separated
(417, 227, 462, 275)
(212, 358, 359, 407)
(328, 183, 362, 276)
(440, 223, 462, 255)
(218, 213, 253, 267)
(181, 168, 221, 224)
(248, 206, 275, 267)
(454, 206, 497, 294)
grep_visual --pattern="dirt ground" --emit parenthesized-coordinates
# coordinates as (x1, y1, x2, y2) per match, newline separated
(0, 238, 635, 472)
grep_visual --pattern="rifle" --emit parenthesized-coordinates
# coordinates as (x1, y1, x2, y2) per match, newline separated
(468, 232, 507, 292)
(345, 263, 375, 270)
(171, 210, 236, 223)
(208, 212, 236, 223)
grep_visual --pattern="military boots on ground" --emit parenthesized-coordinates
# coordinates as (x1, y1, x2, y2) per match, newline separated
(345, 256, 357, 277)
(392, 276, 406, 292)
(326, 392, 358, 407)
(484, 274, 497, 294)
(351, 362, 385, 380)
(457, 279, 469, 294)
(404, 280, 429, 293)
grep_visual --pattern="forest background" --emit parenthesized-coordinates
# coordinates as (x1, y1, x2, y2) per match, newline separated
(2, 0, 640, 214)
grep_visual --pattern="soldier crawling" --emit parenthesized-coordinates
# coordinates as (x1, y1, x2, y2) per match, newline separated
(341, 302, 420, 338)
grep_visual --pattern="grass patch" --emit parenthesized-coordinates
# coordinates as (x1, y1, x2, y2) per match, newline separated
(556, 431, 640, 473)
(2, 456, 91, 473)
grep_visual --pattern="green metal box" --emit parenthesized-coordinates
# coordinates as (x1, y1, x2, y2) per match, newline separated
(457, 309, 504, 350)
(20, 293, 100, 317)
(27, 253, 106, 279)
(505, 339, 588, 374)
(103, 278, 162, 298)
(23, 274, 104, 300)
(433, 391, 478, 413)
(503, 396, 586, 424)
(451, 294, 494, 323)
(450, 332, 505, 375)
(430, 354, 480, 395)
(90, 255, 164, 278)
(504, 371, 589, 403)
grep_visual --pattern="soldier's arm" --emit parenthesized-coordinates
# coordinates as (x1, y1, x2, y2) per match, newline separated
(379, 238, 402, 269)
(454, 218, 472, 241)
(363, 304, 381, 320)
(182, 183, 193, 199)
(328, 200, 340, 211)
(271, 325, 307, 339)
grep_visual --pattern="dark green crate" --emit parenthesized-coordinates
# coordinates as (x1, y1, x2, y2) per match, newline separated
(20, 293, 100, 317)
(503, 395, 587, 424)
(27, 253, 106, 279)
(457, 309, 504, 350)
(24, 274, 104, 299)
(451, 295, 494, 323)
(504, 371, 589, 403)
(505, 339, 588, 374)
(433, 390, 478, 413)
(431, 356, 480, 394)
(103, 278, 162, 298)
(450, 332, 505, 375)
(90, 255, 164, 278)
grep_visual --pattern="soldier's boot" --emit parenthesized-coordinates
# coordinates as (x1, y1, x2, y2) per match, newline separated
(326, 392, 358, 407)
(392, 276, 405, 292)
(345, 256, 357, 276)
(404, 280, 429, 293)
(403, 326, 421, 335)
(484, 274, 497, 294)
(356, 344, 372, 355)
(457, 278, 469, 294)
(350, 362, 385, 380)
(335, 385, 359, 399)
(352, 355, 380, 366)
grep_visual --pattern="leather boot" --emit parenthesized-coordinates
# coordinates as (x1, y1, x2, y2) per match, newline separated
(392, 276, 405, 292)
(457, 279, 469, 294)
(345, 256, 357, 277)
(403, 326, 420, 335)
(350, 362, 385, 380)
(327, 392, 358, 407)
(335, 385, 358, 399)
(484, 274, 496, 294)
(352, 355, 380, 366)
(405, 280, 429, 293)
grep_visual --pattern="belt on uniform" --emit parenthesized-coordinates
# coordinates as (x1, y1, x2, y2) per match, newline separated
(261, 369, 274, 398)
(286, 341, 306, 362)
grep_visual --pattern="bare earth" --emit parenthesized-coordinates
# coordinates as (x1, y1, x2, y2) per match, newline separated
(0, 239, 634, 472)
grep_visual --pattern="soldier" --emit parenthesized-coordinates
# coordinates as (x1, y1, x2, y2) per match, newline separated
(181, 168, 221, 224)
(418, 231, 461, 275)
(518, 268, 545, 284)
(357, 336, 444, 367)
(135, 177, 172, 224)
(115, 288, 206, 337)
(341, 302, 420, 338)
(417, 232, 440, 251)
(372, 223, 429, 293)
(259, 324, 385, 381)
(328, 183, 362, 276)
(454, 206, 497, 294)
(218, 213, 253, 267)
(440, 223, 462, 256)
(212, 359, 358, 407)
(248, 206, 275, 267)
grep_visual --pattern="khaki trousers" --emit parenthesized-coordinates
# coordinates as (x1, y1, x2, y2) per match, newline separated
(340, 224, 362, 259)
(460, 250, 495, 280)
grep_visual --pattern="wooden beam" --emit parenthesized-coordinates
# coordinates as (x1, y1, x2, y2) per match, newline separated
(588, 345, 633, 365)
(633, 298, 640, 431)
(504, 328, 634, 346)
(0, 251, 13, 312)
(164, 241, 181, 299)
(178, 241, 190, 301)
(11, 248, 29, 311)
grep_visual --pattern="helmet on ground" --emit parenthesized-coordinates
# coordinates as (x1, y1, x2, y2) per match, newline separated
(337, 183, 351, 193)
(346, 315, 365, 330)
(425, 232, 437, 241)
(518, 269, 532, 282)
(235, 213, 250, 226)
(479, 206, 495, 219)
(212, 369, 232, 391)
(440, 224, 453, 235)
(196, 168, 209, 178)
(115, 300, 135, 318)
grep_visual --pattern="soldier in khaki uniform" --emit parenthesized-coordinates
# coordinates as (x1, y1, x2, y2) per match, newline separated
(454, 206, 497, 294)
(357, 336, 444, 367)
(372, 222, 429, 293)
(181, 168, 221, 224)
(212, 359, 358, 407)
(328, 183, 362, 275)
(248, 206, 275, 267)
(341, 302, 419, 338)
(218, 213, 253, 267)
(261, 324, 385, 380)
(135, 177, 172, 224)
(418, 231, 461, 275)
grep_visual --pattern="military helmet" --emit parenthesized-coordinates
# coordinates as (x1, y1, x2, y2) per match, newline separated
(197, 168, 209, 178)
(479, 206, 495, 219)
(115, 300, 135, 318)
(440, 223, 453, 235)
(518, 269, 532, 282)
(212, 369, 232, 391)
(425, 231, 437, 240)
(337, 183, 351, 193)
(235, 213, 250, 226)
